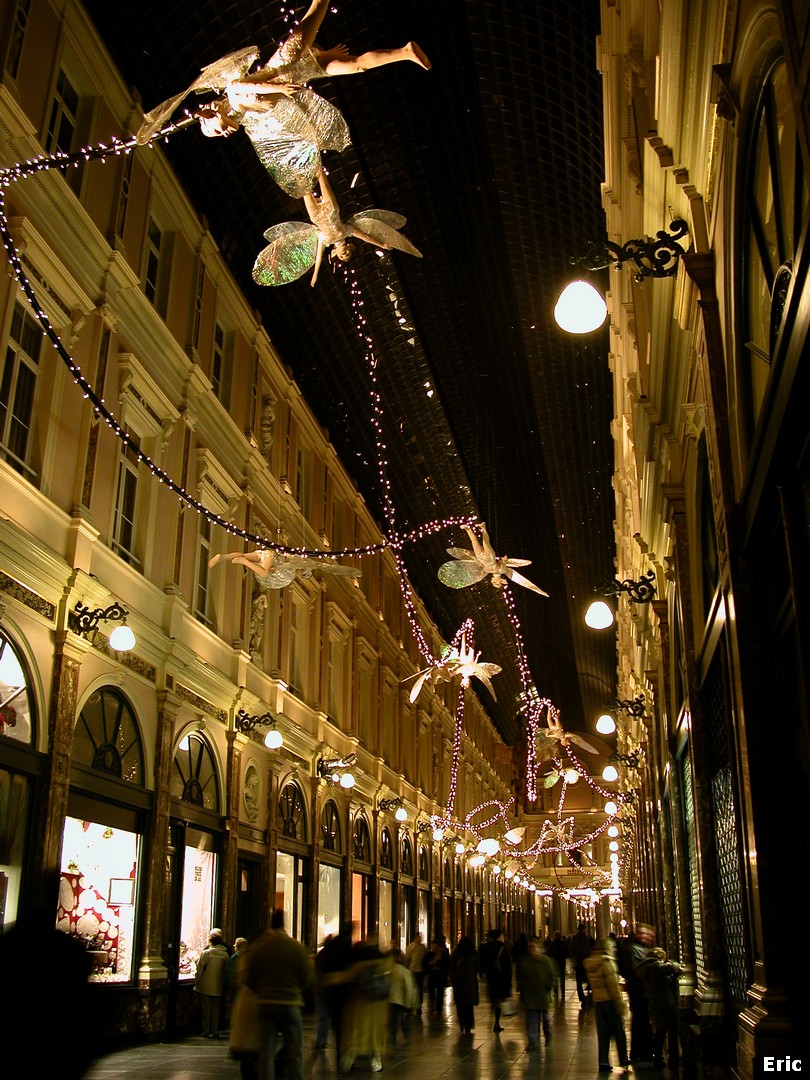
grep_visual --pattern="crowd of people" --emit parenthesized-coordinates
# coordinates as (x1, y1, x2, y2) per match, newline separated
(193, 916, 682, 1077)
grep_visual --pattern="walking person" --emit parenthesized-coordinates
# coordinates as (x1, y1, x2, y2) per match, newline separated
(404, 932, 427, 1013)
(242, 909, 313, 1080)
(388, 951, 419, 1046)
(583, 938, 630, 1072)
(618, 923, 655, 1066)
(425, 935, 450, 1016)
(195, 929, 230, 1037)
(546, 930, 569, 1002)
(516, 937, 557, 1050)
(479, 928, 513, 1033)
(568, 922, 595, 1008)
(449, 935, 479, 1036)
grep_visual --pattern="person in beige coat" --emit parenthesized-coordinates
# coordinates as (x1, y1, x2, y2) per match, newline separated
(195, 929, 230, 1037)
(583, 939, 629, 1072)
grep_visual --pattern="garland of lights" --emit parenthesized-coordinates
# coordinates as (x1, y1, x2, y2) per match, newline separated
(0, 131, 478, 559)
(0, 109, 630, 904)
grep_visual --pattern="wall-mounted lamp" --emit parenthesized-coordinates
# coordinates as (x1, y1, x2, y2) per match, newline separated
(415, 819, 433, 835)
(613, 696, 647, 719)
(555, 220, 690, 334)
(70, 602, 136, 651)
(379, 796, 408, 822)
(236, 709, 283, 749)
(585, 571, 657, 629)
(317, 753, 357, 789)
(609, 748, 642, 769)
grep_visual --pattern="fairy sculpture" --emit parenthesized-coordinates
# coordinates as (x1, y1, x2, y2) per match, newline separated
(136, 0, 429, 200)
(209, 549, 360, 589)
(438, 523, 549, 596)
(252, 167, 422, 286)
(403, 632, 501, 703)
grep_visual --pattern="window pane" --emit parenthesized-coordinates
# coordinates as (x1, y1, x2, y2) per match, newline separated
(0, 769, 30, 928)
(178, 830, 217, 980)
(0, 634, 34, 744)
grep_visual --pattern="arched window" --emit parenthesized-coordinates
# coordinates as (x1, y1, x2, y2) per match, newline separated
(418, 845, 429, 882)
(74, 686, 144, 785)
(353, 814, 371, 862)
(741, 55, 808, 440)
(401, 835, 414, 876)
(171, 732, 218, 809)
(380, 826, 393, 870)
(279, 782, 306, 840)
(321, 800, 341, 852)
(0, 629, 35, 744)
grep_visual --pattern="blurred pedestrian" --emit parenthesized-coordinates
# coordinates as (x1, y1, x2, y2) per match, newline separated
(388, 950, 419, 1046)
(516, 937, 557, 1049)
(425, 935, 450, 1016)
(637, 946, 682, 1069)
(404, 932, 427, 1013)
(242, 909, 313, 1080)
(584, 938, 629, 1072)
(450, 935, 480, 1036)
(479, 928, 513, 1033)
(339, 934, 392, 1073)
(568, 922, 595, 1008)
(546, 931, 569, 1001)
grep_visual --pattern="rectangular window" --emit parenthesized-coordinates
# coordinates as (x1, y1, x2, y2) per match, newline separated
(144, 218, 162, 304)
(46, 68, 79, 155)
(178, 828, 218, 979)
(6, 0, 32, 79)
(0, 302, 41, 475)
(194, 518, 212, 625)
(112, 437, 140, 564)
(211, 323, 224, 399)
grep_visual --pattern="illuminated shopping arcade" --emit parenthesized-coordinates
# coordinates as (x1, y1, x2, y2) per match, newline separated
(0, 1, 808, 1076)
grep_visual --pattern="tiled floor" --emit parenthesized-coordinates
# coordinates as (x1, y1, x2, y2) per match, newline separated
(85, 990, 680, 1080)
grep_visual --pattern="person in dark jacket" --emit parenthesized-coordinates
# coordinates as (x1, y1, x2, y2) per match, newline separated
(425, 935, 451, 1015)
(636, 947, 681, 1068)
(450, 935, 480, 1035)
(546, 931, 569, 1001)
(478, 928, 513, 1033)
(317, 922, 355, 1069)
(617, 923, 655, 1065)
(516, 937, 557, 1049)
(568, 923, 595, 1007)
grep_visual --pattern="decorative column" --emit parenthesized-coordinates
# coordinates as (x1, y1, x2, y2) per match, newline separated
(220, 727, 242, 941)
(264, 764, 281, 929)
(33, 630, 84, 908)
(137, 690, 179, 991)
(308, 777, 322, 948)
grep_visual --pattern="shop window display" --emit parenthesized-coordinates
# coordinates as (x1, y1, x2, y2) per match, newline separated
(58, 816, 139, 983)
(317, 863, 341, 946)
(0, 631, 34, 744)
(178, 828, 218, 978)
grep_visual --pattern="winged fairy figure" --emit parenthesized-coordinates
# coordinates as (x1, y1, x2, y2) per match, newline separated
(534, 712, 598, 763)
(253, 167, 422, 287)
(438, 522, 549, 596)
(403, 631, 501, 703)
(209, 548, 360, 589)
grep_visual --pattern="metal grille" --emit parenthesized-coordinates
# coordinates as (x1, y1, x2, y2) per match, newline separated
(705, 654, 750, 1006)
(665, 795, 683, 960)
(681, 748, 704, 976)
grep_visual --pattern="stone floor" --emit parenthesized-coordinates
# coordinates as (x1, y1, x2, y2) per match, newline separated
(85, 989, 682, 1080)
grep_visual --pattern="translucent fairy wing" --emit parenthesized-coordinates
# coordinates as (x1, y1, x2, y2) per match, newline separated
(476, 662, 502, 679)
(136, 47, 260, 144)
(506, 567, 549, 597)
(349, 212, 423, 258)
(317, 561, 361, 578)
(409, 669, 431, 704)
(438, 559, 487, 589)
(472, 671, 498, 700)
(544, 772, 561, 789)
(566, 734, 598, 754)
(252, 222, 319, 285)
(503, 557, 533, 568)
(445, 547, 475, 560)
